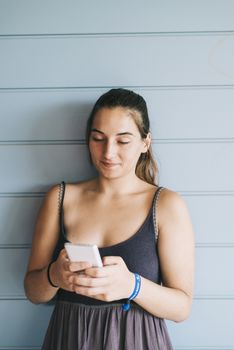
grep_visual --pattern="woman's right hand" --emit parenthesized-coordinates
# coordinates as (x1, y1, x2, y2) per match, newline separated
(50, 248, 92, 292)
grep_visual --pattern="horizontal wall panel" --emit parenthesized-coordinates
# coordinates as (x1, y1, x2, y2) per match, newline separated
(1, 247, 233, 298)
(1, 1, 234, 35)
(167, 299, 234, 347)
(0, 299, 233, 347)
(0, 197, 42, 245)
(147, 88, 234, 140)
(155, 142, 234, 191)
(0, 300, 53, 347)
(1, 35, 234, 88)
(1, 143, 233, 192)
(185, 195, 234, 244)
(0, 249, 29, 297)
(0, 88, 99, 141)
(1, 194, 233, 245)
(0, 144, 96, 192)
(1, 87, 234, 141)
(195, 247, 234, 296)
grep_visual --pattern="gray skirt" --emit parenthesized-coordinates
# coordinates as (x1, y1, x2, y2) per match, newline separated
(41, 300, 173, 350)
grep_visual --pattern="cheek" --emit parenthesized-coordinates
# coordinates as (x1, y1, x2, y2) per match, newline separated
(123, 144, 143, 162)
(88, 144, 98, 165)
(89, 141, 101, 155)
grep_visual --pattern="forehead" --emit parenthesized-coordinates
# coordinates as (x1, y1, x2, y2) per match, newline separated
(92, 107, 140, 135)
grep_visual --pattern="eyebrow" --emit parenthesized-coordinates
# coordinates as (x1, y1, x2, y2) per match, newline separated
(91, 128, 134, 136)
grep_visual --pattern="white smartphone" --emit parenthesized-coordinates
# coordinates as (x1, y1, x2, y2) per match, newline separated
(64, 243, 103, 267)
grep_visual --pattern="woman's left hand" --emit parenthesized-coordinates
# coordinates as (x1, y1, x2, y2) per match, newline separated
(69, 256, 135, 302)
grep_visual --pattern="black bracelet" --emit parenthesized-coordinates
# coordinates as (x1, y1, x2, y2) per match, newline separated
(47, 261, 59, 288)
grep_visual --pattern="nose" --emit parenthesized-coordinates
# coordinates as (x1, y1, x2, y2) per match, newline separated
(103, 140, 117, 160)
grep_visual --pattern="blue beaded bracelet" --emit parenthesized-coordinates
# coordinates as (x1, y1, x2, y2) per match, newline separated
(122, 273, 141, 311)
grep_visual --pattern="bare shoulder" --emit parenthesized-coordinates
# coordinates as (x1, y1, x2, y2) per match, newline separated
(26, 183, 63, 272)
(39, 183, 61, 215)
(62, 178, 97, 205)
(158, 187, 187, 211)
(157, 187, 193, 236)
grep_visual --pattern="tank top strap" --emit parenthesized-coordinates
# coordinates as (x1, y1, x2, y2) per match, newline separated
(152, 186, 165, 241)
(58, 181, 66, 232)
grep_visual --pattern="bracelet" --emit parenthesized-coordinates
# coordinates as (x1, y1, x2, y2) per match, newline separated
(47, 261, 59, 288)
(122, 273, 141, 311)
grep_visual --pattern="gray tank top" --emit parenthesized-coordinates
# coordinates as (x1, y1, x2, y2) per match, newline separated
(52, 182, 165, 305)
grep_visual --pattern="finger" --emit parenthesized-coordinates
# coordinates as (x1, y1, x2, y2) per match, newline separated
(84, 267, 108, 278)
(74, 285, 106, 297)
(60, 249, 70, 270)
(69, 261, 92, 272)
(76, 271, 87, 276)
(61, 248, 69, 259)
(102, 256, 123, 266)
(72, 275, 108, 287)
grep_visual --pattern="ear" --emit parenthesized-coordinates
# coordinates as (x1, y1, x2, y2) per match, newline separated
(142, 132, 151, 153)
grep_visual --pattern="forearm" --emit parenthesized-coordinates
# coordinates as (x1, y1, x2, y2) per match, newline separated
(134, 276, 192, 322)
(24, 263, 59, 304)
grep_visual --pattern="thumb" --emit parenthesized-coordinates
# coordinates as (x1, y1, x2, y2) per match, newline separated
(102, 256, 123, 266)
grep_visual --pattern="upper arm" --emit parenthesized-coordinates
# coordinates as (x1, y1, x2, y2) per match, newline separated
(26, 184, 61, 273)
(157, 189, 195, 298)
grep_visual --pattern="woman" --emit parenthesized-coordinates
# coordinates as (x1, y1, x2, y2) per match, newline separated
(24, 88, 195, 349)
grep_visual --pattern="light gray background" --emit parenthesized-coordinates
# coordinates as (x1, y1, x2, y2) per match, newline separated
(0, 1, 234, 349)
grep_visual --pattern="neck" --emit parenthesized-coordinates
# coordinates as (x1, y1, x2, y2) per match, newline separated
(95, 173, 146, 197)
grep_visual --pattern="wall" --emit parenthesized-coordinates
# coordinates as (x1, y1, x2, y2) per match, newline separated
(0, 1, 234, 348)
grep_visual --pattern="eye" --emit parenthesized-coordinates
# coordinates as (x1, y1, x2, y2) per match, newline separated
(118, 141, 130, 144)
(92, 137, 105, 142)
(117, 138, 131, 144)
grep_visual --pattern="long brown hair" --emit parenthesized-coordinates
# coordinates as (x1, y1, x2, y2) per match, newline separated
(86, 88, 158, 186)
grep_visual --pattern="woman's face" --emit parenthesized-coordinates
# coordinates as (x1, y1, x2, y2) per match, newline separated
(88, 107, 149, 180)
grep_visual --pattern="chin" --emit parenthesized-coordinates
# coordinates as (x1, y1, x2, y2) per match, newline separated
(101, 171, 121, 179)
(97, 167, 122, 179)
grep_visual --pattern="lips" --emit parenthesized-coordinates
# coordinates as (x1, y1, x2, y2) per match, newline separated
(101, 161, 120, 168)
